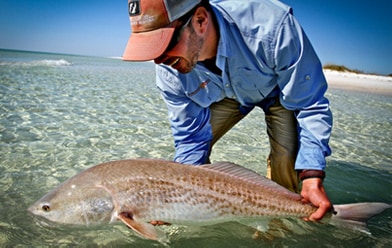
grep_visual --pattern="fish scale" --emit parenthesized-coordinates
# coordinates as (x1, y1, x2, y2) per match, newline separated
(116, 160, 308, 221)
(104, 160, 307, 221)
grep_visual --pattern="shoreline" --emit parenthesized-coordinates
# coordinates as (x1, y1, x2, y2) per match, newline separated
(324, 70, 392, 96)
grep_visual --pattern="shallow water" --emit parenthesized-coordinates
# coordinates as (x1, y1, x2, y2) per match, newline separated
(1, 50, 391, 247)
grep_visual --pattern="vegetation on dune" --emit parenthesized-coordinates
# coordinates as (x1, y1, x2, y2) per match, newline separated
(323, 64, 392, 77)
(323, 64, 363, 74)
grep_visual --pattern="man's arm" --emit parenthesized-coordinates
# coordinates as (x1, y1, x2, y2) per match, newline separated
(156, 65, 212, 165)
(273, 13, 333, 219)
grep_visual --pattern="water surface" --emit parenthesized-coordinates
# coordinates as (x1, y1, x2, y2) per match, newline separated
(0, 50, 391, 247)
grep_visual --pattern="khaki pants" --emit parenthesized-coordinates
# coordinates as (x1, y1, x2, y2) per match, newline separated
(208, 98, 299, 193)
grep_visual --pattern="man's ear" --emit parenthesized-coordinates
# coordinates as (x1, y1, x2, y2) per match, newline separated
(192, 7, 209, 35)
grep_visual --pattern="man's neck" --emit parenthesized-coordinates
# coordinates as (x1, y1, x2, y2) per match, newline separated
(200, 57, 222, 76)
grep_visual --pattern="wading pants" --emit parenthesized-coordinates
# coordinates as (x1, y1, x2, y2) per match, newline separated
(208, 98, 300, 193)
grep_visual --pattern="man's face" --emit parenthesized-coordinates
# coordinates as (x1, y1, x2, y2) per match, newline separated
(154, 16, 203, 74)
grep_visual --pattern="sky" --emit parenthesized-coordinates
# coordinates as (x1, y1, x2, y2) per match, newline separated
(0, 0, 391, 75)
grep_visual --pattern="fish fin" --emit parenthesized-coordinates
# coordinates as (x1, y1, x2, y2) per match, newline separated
(201, 162, 301, 200)
(149, 220, 171, 226)
(118, 212, 167, 242)
(331, 203, 392, 234)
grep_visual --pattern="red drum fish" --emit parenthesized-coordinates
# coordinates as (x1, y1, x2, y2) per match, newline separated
(28, 159, 391, 241)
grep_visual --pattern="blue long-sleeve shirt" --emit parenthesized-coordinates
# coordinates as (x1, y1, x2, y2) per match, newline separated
(156, 0, 332, 170)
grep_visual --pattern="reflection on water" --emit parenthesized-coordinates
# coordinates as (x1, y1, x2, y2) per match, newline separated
(0, 50, 391, 247)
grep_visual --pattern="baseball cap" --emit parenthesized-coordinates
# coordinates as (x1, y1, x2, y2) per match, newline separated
(123, 0, 202, 61)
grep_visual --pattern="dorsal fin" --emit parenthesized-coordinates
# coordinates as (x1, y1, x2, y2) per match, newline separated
(201, 162, 266, 181)
(200, 162, 301, 199)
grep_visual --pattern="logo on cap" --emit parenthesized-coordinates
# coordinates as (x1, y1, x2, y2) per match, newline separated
(129, 0, 140, 16)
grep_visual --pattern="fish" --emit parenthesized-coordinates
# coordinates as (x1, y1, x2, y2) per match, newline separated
(28, 158, 391, 242)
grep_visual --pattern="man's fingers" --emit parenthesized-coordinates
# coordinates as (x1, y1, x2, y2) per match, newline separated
(309, 202, 331, 221)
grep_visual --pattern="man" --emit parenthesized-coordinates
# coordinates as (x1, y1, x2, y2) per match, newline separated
(123, 0, 333, 220)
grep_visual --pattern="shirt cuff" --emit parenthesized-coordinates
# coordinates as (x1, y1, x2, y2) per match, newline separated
(295, 147, 326, 171)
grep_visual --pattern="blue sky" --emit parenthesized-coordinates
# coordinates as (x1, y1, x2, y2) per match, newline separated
(0, 0, 391, 75)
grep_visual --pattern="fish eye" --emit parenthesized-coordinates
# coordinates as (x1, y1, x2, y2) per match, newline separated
(42, 204, 51, 212)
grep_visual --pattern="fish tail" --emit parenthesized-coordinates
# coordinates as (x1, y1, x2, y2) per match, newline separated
(331, 202, 391, 234)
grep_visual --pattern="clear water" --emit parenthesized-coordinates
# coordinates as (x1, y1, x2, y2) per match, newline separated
(1, 49, 391, 247)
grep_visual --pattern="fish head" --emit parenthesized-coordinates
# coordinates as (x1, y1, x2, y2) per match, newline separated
(28, 177, 115, 226)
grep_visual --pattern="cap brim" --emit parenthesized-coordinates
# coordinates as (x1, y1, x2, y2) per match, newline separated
(122, 27, 175, 61)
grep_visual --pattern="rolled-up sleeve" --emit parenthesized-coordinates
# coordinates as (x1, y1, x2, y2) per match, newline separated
(156, 66, 212, 165)
(274, 14, 332, 171)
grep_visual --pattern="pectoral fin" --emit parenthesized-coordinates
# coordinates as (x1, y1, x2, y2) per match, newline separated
(118, 212, 160, 240)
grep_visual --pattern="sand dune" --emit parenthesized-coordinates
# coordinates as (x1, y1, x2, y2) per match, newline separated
(324, 70, 392, 96)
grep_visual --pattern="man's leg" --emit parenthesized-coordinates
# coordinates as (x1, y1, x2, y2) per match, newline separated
(207, 98, 247, 163)
(265, 99, 300, 193)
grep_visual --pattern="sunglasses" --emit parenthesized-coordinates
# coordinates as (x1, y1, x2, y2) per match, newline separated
(165, 14, 193, 52)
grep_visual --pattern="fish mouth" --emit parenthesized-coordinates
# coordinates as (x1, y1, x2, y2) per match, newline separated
(27, 205, 33, 213)
(27, 203, 39, 215)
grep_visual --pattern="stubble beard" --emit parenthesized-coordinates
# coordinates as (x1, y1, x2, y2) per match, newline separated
(176, 27, 204, 74)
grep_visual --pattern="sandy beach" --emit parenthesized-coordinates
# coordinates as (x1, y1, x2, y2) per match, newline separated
(324, 69, 392, 96)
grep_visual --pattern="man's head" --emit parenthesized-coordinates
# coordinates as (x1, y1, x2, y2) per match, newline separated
(123, 0, 216, 73)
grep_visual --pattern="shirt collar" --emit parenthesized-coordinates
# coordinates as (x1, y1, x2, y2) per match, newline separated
(211, 6, 231, 72)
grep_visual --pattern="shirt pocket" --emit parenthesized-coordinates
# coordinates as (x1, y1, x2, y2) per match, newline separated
(184, 77, 225, 108)
(233, 67, 276, 99)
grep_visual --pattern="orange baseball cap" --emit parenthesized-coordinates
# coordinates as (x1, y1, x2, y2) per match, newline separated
(123, 0, 202, 61)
